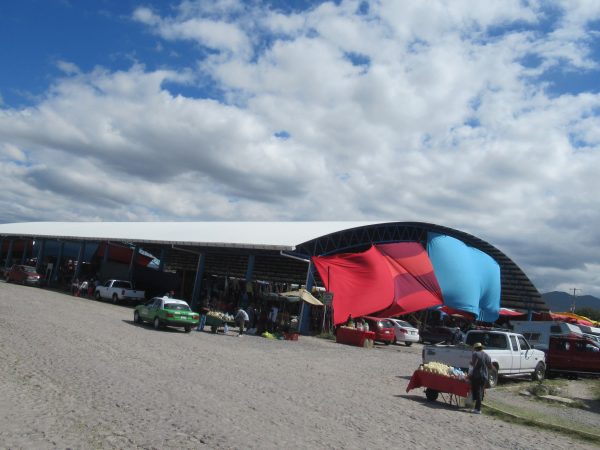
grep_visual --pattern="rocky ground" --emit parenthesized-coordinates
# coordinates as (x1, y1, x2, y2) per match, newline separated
(0, 282, 597, 449)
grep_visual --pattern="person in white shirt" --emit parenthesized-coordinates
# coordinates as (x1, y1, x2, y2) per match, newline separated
(235, 307, 250, 336)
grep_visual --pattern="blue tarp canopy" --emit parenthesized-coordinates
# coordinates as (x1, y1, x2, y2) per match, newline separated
(427, 233, 500, 322)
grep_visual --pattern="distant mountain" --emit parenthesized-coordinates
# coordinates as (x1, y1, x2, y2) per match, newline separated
(541, 291, 600, 312)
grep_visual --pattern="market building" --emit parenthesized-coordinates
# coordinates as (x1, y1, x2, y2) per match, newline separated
(0, 221, 548, 334)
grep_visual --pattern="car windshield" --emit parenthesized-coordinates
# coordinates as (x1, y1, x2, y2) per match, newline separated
(22, 266, 36, 273)
(379, 320, 393, 328)
(394, 320, 412, 328)
(164, 303, 190, 311)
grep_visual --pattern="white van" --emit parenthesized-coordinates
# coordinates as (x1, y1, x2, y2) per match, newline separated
(511, 321, 582, 351)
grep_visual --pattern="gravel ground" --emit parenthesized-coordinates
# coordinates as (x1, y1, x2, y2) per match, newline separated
(0, 282, 596, 450)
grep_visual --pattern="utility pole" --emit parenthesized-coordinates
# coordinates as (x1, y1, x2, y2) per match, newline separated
(570, 288, 581, 313)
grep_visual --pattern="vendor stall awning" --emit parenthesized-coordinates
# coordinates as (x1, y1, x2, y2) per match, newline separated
(279, 288, 323, 306)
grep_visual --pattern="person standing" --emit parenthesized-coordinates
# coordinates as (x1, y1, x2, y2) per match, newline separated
(235, 307, 249, 336)
(197, 304, 210, 331)
(469, 342, 494, 414)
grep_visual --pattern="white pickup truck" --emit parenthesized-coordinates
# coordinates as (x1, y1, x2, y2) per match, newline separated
(94, 279, 146, 304)
(422, 329, 546, 387)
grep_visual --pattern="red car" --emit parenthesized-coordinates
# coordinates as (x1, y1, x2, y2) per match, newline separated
(362, 316, 395, 345)
(5, 265, 42, 285)
(546, 334, 600, 378)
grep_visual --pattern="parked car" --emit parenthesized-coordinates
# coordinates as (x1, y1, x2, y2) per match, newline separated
(546, 334, 600, 378)
(5, 264, 42, 285)
(387, 318, 420, 346)
(134, 296, 199, 332)
(361, 316, 395, 345)
(422, 329, 546, 387)
(419, 326, 459, 344)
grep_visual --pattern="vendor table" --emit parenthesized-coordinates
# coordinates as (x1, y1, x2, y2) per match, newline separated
(335, 327, 376, 348)
(406, 369, 471, 406)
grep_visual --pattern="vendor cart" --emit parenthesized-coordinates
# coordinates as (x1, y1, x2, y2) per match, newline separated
(205, 314, 235, 334)
(406, 369, 471, 407)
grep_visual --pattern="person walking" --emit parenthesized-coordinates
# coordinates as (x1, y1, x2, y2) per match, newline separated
(235, 307, 249, 336)
(469, 342, 494, 414)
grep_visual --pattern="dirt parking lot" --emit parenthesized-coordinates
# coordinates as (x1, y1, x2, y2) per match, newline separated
(0, 282, 596, 449)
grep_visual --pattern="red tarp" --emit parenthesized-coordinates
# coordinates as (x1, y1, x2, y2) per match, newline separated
(499, 308, 526, 317)
(96, 242, 153, 266)
(312, 243, 443, 325)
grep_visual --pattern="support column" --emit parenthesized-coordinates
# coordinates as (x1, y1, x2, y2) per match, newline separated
(20, 240, 28, 264)
(243, 254, 255, 307)
(158, 248, 166, 272)
(74, 241, 85, 280)
(5, 239, 14, 270)
(51, 241, 65, 284)
(36, 239, 46, 273)
(191, 253, 205, 310)
(103, 242, 110, 264)
(299, 261, 315, 335)
(128, 245, 139, 283)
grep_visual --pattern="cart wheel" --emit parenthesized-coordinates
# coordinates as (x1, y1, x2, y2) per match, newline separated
(425, 388, 439, 402)
(211, 325, 218, 334)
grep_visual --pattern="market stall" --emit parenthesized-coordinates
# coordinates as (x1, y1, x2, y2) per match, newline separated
(335, 326, 375, 348)
(406, 363, 470, 406)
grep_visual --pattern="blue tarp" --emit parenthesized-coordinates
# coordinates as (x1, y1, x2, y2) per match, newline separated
(427, 233, 500, 322)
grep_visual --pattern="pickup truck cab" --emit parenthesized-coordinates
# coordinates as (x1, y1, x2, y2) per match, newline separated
(422, 329, 546, 387)
(546, 334, 600, 378)
(94, 279, 146, 304)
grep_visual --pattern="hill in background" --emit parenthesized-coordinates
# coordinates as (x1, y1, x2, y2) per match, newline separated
(541, 291, 600, 312)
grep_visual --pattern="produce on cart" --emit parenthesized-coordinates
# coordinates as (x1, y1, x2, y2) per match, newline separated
(406, 362, 470, 405)
(205, 311, 235, 333)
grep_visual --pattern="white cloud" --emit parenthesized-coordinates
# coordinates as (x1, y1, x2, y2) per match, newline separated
(2, 0, 600, 297)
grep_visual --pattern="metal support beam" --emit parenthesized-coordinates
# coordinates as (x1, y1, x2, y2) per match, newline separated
(51, 241, 64, 283)
(191, 253, 205, 309)
(128, 245, 139, 283)
(20, 240, 28, 264)
(158, 248, 166, 272)
(74, 241, 85, 280)
(5, 239, 14, 270)
(103, 242, 110, 263)
(36, 239, 46, 273)
(299, 261, 316, 335)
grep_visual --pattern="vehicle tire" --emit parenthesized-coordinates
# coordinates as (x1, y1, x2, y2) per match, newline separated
(531, 362, 546, 382)
(184, 325, 192, 333)
(488, 365, 499, 388)
(425, 388, 439, 402)
(384, 341, 391, 345)
(112, 293, 119, 304)
(154, 317, 161, 330)
(393, 337, 397, 345)
(134, 311, 142, 324)
(405, 342, 413, 347)
(95, 291, 101, 301)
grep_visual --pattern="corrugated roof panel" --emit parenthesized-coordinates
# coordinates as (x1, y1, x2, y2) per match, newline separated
(0, 221, 376, 250)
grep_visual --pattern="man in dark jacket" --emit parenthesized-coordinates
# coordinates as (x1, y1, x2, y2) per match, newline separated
(469, 342, 494, 414)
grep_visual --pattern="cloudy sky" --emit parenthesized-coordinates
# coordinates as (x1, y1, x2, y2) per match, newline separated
(1, 0, 599, 297)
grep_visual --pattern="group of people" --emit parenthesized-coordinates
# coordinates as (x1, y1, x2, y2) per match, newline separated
(71, 277, 98, 297)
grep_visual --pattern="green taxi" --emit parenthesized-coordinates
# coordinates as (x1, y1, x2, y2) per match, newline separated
(134, 297, 199, 333)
